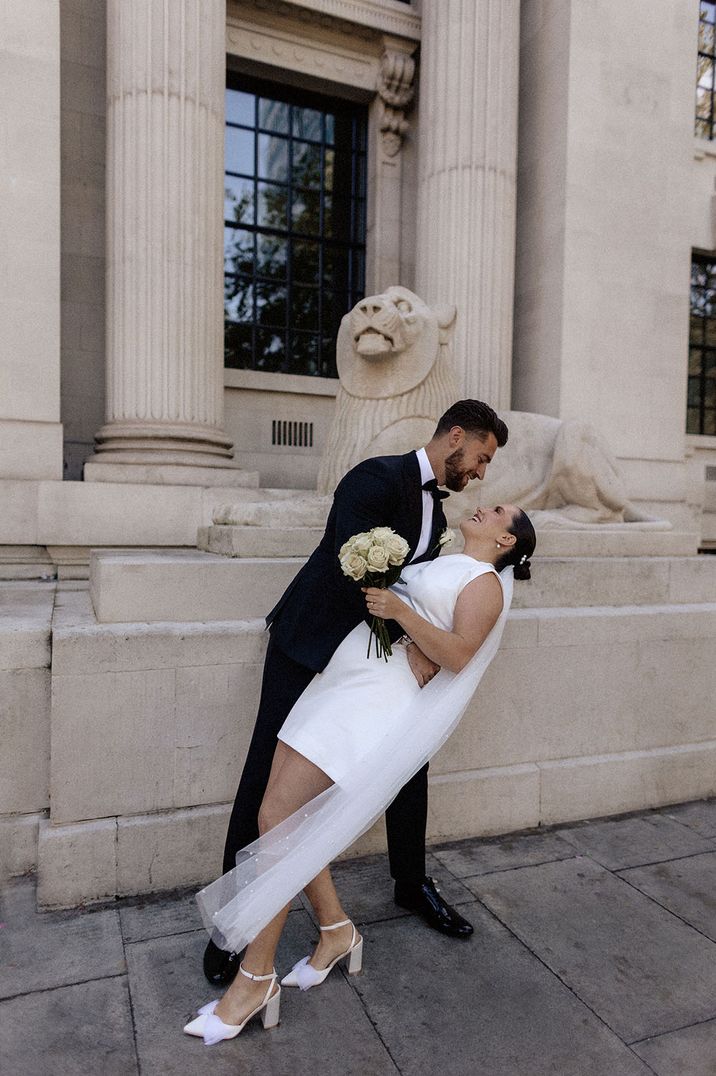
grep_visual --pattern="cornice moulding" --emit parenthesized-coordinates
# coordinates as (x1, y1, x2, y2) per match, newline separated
(233, 0, 421, 42)
(226, 15, 378, 92)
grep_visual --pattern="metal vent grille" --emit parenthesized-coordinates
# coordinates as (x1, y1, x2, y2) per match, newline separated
(271, 419, 314, 448)
(706, 466, 716, 482)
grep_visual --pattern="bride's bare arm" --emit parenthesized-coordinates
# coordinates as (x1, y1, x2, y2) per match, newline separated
(363, 573, 503, 673)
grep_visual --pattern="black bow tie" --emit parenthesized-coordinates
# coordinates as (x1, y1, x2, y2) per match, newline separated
(422, 479, 450, 501)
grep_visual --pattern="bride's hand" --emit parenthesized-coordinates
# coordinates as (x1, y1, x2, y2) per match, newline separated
(361, 586, 402, 620)
(406, 643, 440, 688)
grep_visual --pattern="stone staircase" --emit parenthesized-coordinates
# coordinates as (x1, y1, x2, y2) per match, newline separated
(89, 547, 716, 623)
(6, 491, 716, 909)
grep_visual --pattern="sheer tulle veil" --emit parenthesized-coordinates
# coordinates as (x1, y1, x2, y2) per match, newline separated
(196, 565, 514, 953)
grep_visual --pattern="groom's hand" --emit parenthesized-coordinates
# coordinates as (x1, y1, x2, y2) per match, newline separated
(406, 642, 440, 688)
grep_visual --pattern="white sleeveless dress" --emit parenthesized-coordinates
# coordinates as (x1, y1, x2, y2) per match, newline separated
(277, 555, 499, 782)
(197, 556, 513, 953)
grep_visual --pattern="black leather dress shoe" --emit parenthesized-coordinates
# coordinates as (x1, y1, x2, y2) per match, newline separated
(394, 876, 474, 938)
(203, 938, 242, 985)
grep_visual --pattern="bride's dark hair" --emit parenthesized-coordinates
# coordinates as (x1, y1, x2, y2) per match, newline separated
(495, 508, 536, 580)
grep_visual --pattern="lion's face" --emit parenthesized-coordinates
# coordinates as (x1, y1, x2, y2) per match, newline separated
(336, 286, 454, 399)
(349, 286, 426, 360)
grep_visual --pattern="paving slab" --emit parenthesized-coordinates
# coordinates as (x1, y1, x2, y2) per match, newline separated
(663, 798, 716, 838)
(126, 911, 396, 1075)
(631, 1016, 716, 1075)
(469, 857, 716, 1043)
(432, 829, 576, 878)
(618, 851, 716, 943)
(0, 976, 137, 1076)
(120, 886, 302, 944)
(351, 901, 651, 1076)
(326, 851, 475, 926)
(119, 888, 204, 944)
(556, 812, 715, 870)
(0, 876, 124, 999)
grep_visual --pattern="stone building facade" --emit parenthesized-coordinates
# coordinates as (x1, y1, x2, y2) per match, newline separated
(2, 0, 716, 904)
(2, 0, 715, 555)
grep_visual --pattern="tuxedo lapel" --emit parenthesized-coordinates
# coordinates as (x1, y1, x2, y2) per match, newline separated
(428, 497, 448, 558)
(400, 452, 424, 557)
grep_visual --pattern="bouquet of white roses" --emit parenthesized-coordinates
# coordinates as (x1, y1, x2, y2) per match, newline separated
(339, 526, 410, 660)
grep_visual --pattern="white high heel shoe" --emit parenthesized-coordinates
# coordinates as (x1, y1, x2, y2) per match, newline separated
(183, 963, 281, 1045)
(281, 918, 363, 990)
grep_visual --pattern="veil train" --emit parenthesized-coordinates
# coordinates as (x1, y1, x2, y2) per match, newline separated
(196, 568, 514, 953)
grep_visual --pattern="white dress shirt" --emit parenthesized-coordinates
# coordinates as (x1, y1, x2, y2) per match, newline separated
(411, 447, 438, 562)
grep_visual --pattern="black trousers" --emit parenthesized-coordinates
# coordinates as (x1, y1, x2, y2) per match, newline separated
(222, 632, 428, 882)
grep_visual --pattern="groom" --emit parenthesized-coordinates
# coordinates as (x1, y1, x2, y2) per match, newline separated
(204, 399, 508, 985)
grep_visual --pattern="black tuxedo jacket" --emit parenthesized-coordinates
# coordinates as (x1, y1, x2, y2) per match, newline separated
(266, 452, 448, 673)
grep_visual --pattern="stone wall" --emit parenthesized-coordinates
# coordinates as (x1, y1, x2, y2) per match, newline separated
(25, 549, 716, 907)
(513, 0, 695, 521)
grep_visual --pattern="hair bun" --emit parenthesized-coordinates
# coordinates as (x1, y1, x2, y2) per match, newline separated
(513, 558, 532, 581)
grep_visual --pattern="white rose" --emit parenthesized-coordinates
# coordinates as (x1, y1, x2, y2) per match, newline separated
(439, 528, 455, 547)
(370, 526, 395, 545)
(385, 533, 409, 565)
(351, 533, 373, 555)
(366, 545, 390, 571)
(340, 552, 368, 581)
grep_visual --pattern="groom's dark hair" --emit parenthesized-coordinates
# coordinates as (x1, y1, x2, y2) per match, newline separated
(434, 400, 508, 447)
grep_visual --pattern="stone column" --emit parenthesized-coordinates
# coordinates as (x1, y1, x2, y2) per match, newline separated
(86, 0, 247, 485)
(415, 0, 520, 409)
(0, 0, 63, 481)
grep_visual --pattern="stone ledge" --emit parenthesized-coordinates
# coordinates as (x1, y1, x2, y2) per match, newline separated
(83, 461, 260, 488)
(89, 549, 305, 623)
(0, 811, 45, 884)
(0, 583, 55, 669)
(200, 524, 325, 558)
(87, 550, 716, 624)
(34, 740, 716, 908)
(36, 804, 231, 909)
(539, 741, 716, 824)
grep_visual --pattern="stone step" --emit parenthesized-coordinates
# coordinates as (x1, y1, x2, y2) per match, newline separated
(199, 524, 698, 560)
(40, 590, 716, 906)
(88, 549, 716, 624)
(198, 524, 325, 558)
(205, 496, 697, 559)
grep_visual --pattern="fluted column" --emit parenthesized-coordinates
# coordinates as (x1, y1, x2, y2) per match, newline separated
(416, 0, 520, 409)
(90, 0, 233, 471)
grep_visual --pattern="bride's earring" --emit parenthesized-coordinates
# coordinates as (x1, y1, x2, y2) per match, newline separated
(496, 542, 501, 548)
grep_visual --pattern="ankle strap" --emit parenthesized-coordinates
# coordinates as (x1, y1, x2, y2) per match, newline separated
(319, 918, 352, 932)
(239, 962, 276, 982)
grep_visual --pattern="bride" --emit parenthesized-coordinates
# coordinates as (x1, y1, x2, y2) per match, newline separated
(184, 502, 536, 1046)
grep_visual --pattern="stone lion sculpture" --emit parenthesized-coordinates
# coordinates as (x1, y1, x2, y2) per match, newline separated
(448, 411, 662, 528)
(317, 286, 458, 494)
(319, 287, 664, 528)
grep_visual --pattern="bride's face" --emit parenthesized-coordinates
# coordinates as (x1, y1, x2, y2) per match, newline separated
(460, 504, 520, 544)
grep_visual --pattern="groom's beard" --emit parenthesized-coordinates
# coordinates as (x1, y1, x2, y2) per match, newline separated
(444, 447, 471, 492)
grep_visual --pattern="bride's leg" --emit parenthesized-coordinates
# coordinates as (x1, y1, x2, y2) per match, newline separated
(214, 743, 333, 1024)
(302, 866, 359, 970)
